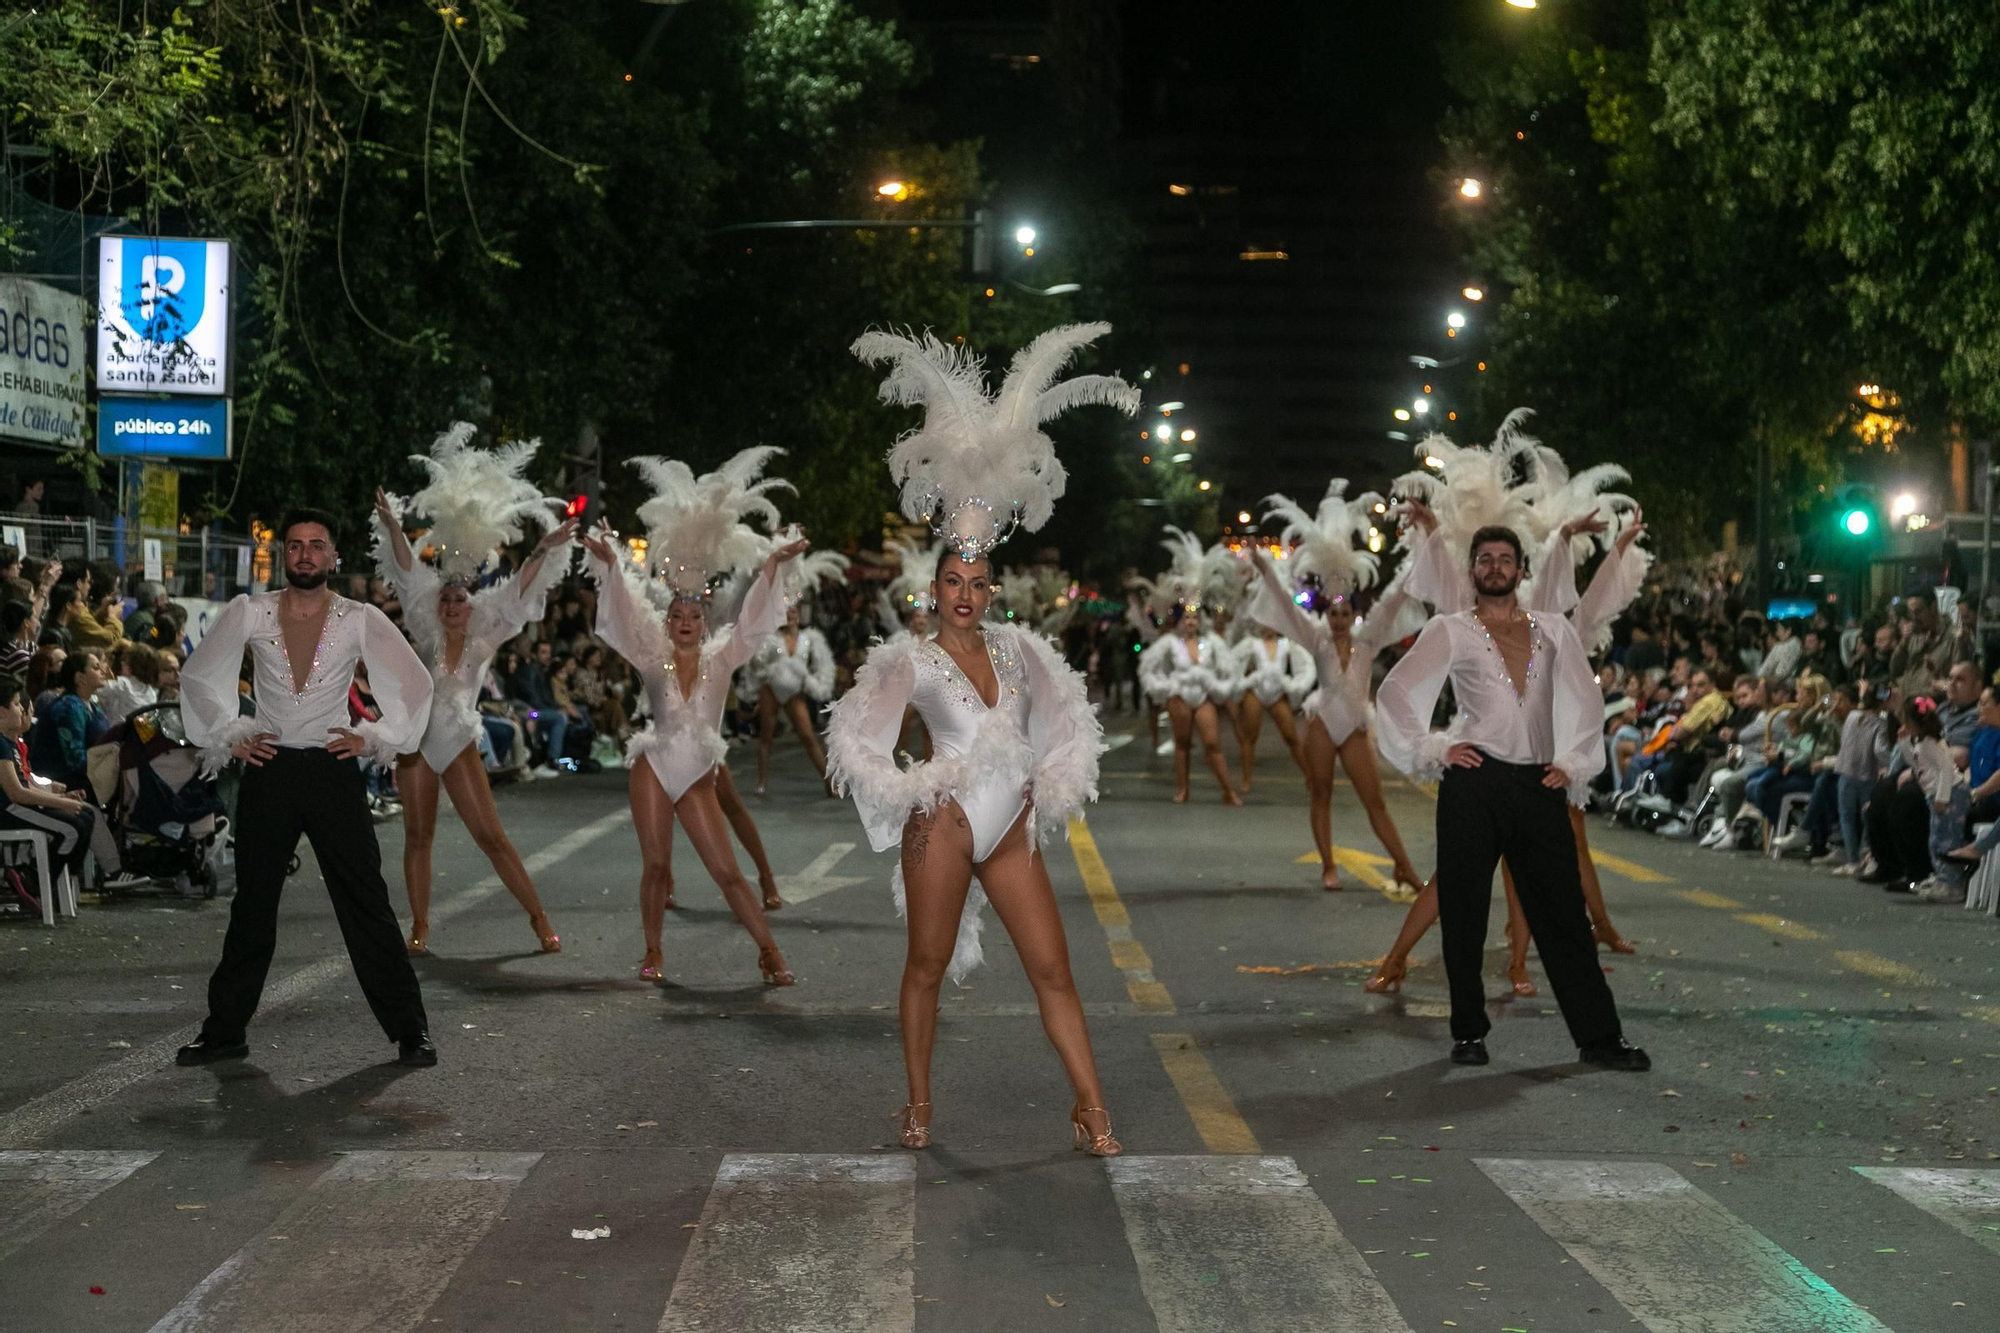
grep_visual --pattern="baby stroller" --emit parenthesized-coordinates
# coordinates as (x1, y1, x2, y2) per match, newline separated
(108, 702, 228, 898)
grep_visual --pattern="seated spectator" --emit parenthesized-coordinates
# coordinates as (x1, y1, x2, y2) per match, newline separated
(1862, 659, 1981, 890)
(0, 675, 97, 892)
(1698, 677, 1785, 842)
(1850, 620, 1894, 684)
(28, 650, 110, 790)
(1745, 677, 1831, 835)
(0, 600, 36, 678)
(122, 579, 169, 646)
(573, 644, 629, 743)
(156, 648, 182, 704)
(1798, 625, 1846, 684)
(58, 568, 124, 651)
(545, 651, 597, 773)
(1758, 618, 1802, 681)
(1622, 668, 1727, 798)
(96, 642, 161, 727)
(24, 645, 65, 716)
(1779, 683, 1860, 860)
(1905, 696, 1971, 903)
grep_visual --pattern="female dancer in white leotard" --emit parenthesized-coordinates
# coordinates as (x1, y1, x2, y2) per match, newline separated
(1250, 480, 1425, 892)
(833, 320, 1136, 1157)
(749, 584, 838, 793)
(1139, 528, 1244, 806)
(1231, 620, 1315, 790)
(581, 447, 810, 986)
(368, 427, 576, 956)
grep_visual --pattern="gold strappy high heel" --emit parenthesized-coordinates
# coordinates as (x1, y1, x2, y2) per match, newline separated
(529, 912, 560, 954)
(894, 1102, 932, 1149)
(1508, 958, 1538, 997)
(759, 945, 795, 987)
(638, 947, 664, 983)
(1071, 1105, 1123, 1157)
(405, 921, 430, 956)
(1593, 921, 1636, 954)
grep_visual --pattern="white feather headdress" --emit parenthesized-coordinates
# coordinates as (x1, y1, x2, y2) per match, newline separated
(1523, 447, 1639, 562)
(1392, 409, 1549, 558)
(392, 422, 561, 580)
(996, 566, 1077, 633)
(886, 536, 942, 615)
(1261, 479, 1384, 599)
(851, 322, 1141, 560)
(1156, 527, 1242, 616)
(628, 446, 789, 598)
(775, 540, 849, 610)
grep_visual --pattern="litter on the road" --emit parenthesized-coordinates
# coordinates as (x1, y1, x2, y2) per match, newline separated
(570, 1226, 610, 1240)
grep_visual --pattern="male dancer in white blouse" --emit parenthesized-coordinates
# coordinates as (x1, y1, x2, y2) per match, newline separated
(173, 508, 440, 1068)
(1375, 524, 1649, 1071)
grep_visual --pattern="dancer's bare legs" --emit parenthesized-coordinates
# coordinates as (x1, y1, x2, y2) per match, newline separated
(897, 804, 1112, 1148)
(673, 772, 791, 982)
(628, 764, 678, 979)
(1366, 868, 1534, 993)
(1573, 807, 1634, 952)
(1146, 699, 1161, 752)
(1194, 700, 1242, 806)
(1237, 692, 1264, 792)
(1268, 697, 1307, 772)
(1496, 862, 1537, 995)
(438, 744, 557, 951)
(783, 693, 830, 783)
(714, 763, 782, 909)
(1167, 698, 1196, 803)
(756, 686, 780, 795)
(1303, 718, 1341, 889)
(397, 755, 441, 953)
(1337, 730, 1424, 892)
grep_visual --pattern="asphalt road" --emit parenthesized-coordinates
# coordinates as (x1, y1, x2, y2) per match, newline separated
(3, 714, 1999, 1332)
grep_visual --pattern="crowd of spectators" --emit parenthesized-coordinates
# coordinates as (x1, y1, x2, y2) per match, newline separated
(1594, 565, 1998, 905)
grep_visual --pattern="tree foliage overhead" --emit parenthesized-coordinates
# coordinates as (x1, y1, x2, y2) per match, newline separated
(1438, 1, 1985, 558)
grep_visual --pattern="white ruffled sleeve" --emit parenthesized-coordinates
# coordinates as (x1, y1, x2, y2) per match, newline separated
(825, 640, 921, 853)
(1546, 613, 1608, 802)
(371, 512, 444, 664)
(1525, 529, 1580, 617)
(803, 627, 836, 701)
(584, 551, 671, 676)
(471, 539, 573, 647)
(1374, 616, 1456, 780)
(181, 595, 262, 773)
(1284, 640, 1318, 706)
(1007, 626, 1104, 844)
(1570, 543, 1649, 652)
(1400, 529, 1472, 614)
(717, 569, 783, 675)
(353, 604, 434, 763)
(1246, 558, 1330, 658)
(1138, 636, 1174, 701)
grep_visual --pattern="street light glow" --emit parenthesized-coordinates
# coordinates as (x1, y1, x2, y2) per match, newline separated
(1179, 429, 1196, 442)
(1413, 398, 1430, 415)
(876, 180, 907, 198)
(1506, 0, 1538, 8)
(1858, 382, 1882, 397)
(1423, 454, 1444, 469)
(1014, 225, 1037, 246)
(1891, 491, 1919, 519)
(1447, 311, 1467, 330)
(1158, 401, 1185, 413)
(1172, 452, 1194, 463)
(1237, 511, 1253, 525)
(1198, 480, 1212, 491)
(1462, 286, 1485, 301)
(1458, 178, 1483, 199)
(1393, 408, 1412, 422)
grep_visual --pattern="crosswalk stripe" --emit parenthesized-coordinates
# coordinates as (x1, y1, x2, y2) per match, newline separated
(0, 1149, 158, 1261)
(658, 1154, 914, 1333)
(1476, 1158, 1887, 1333)
(147, 1151, 540, 1333)
(1106, 1156, 1412, 1332)
(1854, 1166, 2000, 1257)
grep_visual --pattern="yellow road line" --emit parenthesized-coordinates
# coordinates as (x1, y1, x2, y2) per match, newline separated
(1068, 816, 1175, 1015)
(1589, 848, 1676, 884)
(1676, 888, 1747, 909)
(1151, 1033, 1261, 1154)
(1733, 912, 1827, 942)
(1833, 949, 1937, 987)
(1292, 847, 1418, 902)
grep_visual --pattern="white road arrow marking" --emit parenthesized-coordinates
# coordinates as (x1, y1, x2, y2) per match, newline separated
(777, 842, 869, 906)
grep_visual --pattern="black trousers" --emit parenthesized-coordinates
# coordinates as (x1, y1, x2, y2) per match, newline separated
(1863, 777, 1929, 879)
(200, 748, 427, 1045)
(1436, 759, 1623, 1047)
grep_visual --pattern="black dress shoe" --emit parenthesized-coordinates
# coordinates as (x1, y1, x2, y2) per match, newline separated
(1450, 1039, 1490, 1066)
(175, 1035, 249, 1067)
(396, 1033, 438, 1067)
(1578, 1038, 1652, 1071)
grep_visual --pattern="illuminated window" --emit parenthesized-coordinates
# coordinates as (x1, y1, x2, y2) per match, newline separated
(1168, 183, 1192, 196)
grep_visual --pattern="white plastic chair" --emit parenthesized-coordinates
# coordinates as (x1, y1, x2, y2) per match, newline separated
(1968, 823, 2000, 917)
(1768, 792, 1812, 858)
(0, 829, 78, 926)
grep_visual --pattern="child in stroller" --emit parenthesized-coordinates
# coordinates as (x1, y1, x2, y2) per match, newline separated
(111, 701, 228, 897)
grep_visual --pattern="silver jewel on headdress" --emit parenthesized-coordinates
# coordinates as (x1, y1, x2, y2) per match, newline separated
(852, 322, 1140, 561)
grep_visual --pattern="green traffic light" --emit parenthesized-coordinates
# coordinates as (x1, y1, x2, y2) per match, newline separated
(1842, 509, 1871, 536)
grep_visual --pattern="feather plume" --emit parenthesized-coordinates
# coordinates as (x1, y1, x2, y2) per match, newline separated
(885, 536, 942, 615)
(397, 422, 561, 579)
(1392, 409, 1547, 562)
(994, 565, 1078, 634)
(1156, 526, 1243, 615)
(629, 446, 790, 596)
(852, 323, 1138, 559)
(1262, 479, 1383, 598)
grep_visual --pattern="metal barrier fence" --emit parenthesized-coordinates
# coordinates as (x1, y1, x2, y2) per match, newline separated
(0, 512, 270, 599)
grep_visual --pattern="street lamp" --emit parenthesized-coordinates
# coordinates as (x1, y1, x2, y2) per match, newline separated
(1237, 510, 1253, 524)
(1014, 225, 1037, 246)
(1393, 408, 1412, 422)
(1413, 398, 1430, 416)
(876, 180, 908, 199)
(1462, 286, 1485, 302)
(1891, 492, 1919, 520)
(1179, 429, 1197, 443)
(1506, 0, 1538, 8)
(1458, 178, 1483, 199)
(1172, 452, 1194, 463)
(1198, 480, 1212, 491)
(1446, 311, 1467, 330)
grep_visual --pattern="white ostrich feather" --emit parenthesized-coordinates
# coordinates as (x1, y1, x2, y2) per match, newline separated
(851, 322, 1139, 558)
(1392, 408, 1547, 561)
(398, 422, 561, 579)
(1261, 478, 1383, 597)
(995, 565, 1076, 633)
(629, 446, 790, 596)
(1524, 450, 1639, 563)
(778, 544, 850, 607)
(1156, 526, 1241, 614)
(885, 536, 942, 614)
